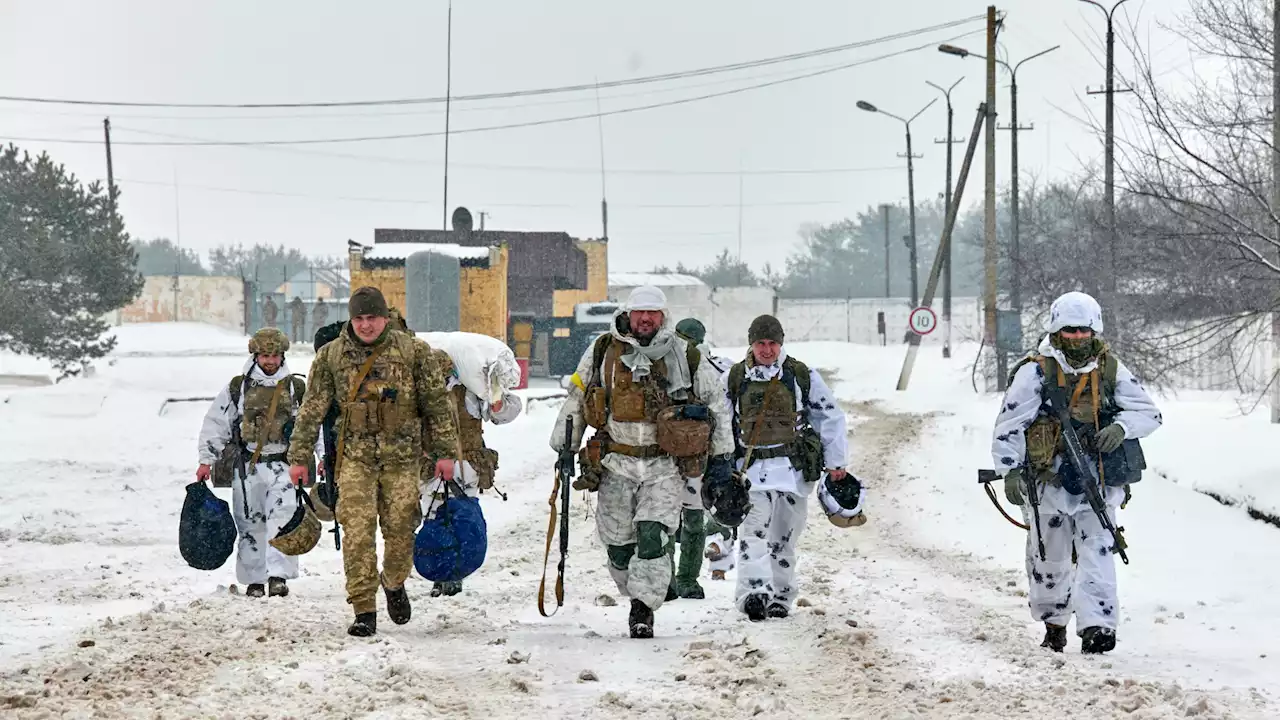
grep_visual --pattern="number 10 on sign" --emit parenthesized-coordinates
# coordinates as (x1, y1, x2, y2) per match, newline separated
(908, 307, 937, 336)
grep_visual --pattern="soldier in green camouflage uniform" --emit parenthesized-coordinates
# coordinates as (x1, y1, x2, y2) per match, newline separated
(288, 287, 458, 637)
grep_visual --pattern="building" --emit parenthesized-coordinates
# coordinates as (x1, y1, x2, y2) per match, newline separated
(349, 207, 609, 375)
(274, 267, 349, 303)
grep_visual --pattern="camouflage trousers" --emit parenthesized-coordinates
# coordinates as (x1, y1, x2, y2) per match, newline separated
(335, 460, 419, 615)
(597, 454, 683, 611)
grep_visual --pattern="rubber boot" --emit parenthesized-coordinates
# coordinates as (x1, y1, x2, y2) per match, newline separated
(672, 509, 707, 599)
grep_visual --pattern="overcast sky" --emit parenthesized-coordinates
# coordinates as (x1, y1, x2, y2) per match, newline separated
(0, 0, 1190, 274)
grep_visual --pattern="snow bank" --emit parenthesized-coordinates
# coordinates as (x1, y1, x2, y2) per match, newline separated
(106, 322, 251, 357)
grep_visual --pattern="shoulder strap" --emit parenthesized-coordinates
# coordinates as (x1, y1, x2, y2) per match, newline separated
(784, 357, 812, 408)
(290, 375, 307, 406)
(685, 342, 701, 376)
(1101, 352, 1119, 399)
(727, 361, 747, 405)
(587, 335, 612, 388)
(229, 375, 244, 407)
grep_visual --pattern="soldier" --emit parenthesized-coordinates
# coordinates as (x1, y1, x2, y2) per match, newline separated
(312, 297, 330, 336)
(726, 315, 849, 621)
(195, 327, 311, 599)
(664, 317, 730, 601)
(993, 291, 1162, 654)
(551, 286, 734, 638)
(289, 295, 306, 343)
(286, 286, 459, 637)
(421, 347, 522, 597)
(262, 295, 279, 328)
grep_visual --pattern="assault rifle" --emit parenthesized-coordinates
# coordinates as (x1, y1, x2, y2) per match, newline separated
(538, 417, 575, 616)
(1043, 382, 1130, 565)
(978, 467, 1046, 561)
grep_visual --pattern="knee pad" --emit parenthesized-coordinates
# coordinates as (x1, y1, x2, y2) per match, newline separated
(636, 521, 669, 560)
(607, 543, 635, 570)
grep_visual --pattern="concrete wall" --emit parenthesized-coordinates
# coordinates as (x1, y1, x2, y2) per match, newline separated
(609, 282, 714, 337)
(707, 286, 776, 348)
(776, 297, 983, 345)
(117, 276, 245, 332)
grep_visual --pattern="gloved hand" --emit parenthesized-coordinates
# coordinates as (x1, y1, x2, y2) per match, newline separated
(1096, 424, 1126, 454)
(1003, 468, 1025, 506)
(705, 453, 733, 486)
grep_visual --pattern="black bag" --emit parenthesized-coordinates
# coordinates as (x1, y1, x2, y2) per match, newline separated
(179, 481, 237, 571)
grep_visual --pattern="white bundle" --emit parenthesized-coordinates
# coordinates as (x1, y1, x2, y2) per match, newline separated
(417, 331, 521, 403)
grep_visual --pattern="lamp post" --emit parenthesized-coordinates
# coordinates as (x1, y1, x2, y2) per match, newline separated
(926, 77, 965, 359)
(858, 97, 937, 309)
(939, 42, 1059, 327)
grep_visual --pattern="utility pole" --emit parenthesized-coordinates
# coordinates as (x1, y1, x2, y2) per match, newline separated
(929, 77, 965, 359)
(477, 210, 488, 231)
(881, 204, 892, 298)
(858, 97, 936, 308)
(102, 118, 116, 232)
(985, 6, 1002, 390)
(1082, 0, 1132, 339)
(172, 166, 182, 323)
(737, 172, 745, 286)
(902, 129, 923, 308)
(595, 77, 609, 242)
(442, 0, 453, 230)
(1273, 0, 1280, 423)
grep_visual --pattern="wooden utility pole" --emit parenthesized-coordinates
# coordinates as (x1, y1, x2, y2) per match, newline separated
(1273, 0, 1280, 422)
(102, 118, 116, 230)
(983, 5, 1003, 390)
(930, 78, 965, 360)
(881, 204, 892, 298)
(898, 104, 987, 390)
(442, 0, 453, 229)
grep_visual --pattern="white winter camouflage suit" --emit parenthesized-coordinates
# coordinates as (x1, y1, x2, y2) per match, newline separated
(421, 374, 522, 515)
(197, 359, 317, 586)
(728, 348, 848, 612)
(992, 293, 1162, 634)
(551, 295, 734, 611)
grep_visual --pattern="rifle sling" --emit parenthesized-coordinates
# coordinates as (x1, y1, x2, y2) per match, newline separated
(537, 467, 566, 617)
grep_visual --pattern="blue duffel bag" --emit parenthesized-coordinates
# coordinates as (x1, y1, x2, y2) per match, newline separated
(414, 479, 488, 583)
(179, 481, 237, 571)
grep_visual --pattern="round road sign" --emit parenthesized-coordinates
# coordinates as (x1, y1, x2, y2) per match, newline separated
(908, 306, 937, 336)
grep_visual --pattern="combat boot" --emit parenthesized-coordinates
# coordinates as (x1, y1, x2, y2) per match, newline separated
(743, 593, 768, 622)
(430, 581, 463, 597)
(1041, 623, 1067, 652)
(246, 583, 266, 598)
(711, 570, 727, 581)
(767, 602, 789, 619)
(628, 599, 655, 639)
(384, 584, 412, 625)
(348, 612, 377, 637)
(268, 577, 289, 597)
(1080, 626, 1116, 654)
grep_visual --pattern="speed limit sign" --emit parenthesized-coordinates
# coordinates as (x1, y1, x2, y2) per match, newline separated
(908, 306, 937, 336)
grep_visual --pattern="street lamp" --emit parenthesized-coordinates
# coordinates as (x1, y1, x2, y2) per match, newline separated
(858, 96, 937, 309)
(938, 42, 1059, 321)
(926, 76, 964, 359)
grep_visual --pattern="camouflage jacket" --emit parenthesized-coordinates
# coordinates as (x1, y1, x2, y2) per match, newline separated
(287, 324, 458, 469)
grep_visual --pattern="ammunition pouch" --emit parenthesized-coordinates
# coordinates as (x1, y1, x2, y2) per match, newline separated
(791, 424, 825, 484)
(471, 447, 499, 490)
(656, 404, 712, 459)
(583, 387, 607, 430)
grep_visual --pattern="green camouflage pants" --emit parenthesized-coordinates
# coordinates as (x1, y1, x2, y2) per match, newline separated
(335, 461, 419, 615)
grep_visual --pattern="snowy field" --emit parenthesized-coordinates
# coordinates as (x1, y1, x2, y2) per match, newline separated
(1, 324, 1278, 718)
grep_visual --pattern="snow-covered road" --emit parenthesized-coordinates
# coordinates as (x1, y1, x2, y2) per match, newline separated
(1, 330, 1276, 719)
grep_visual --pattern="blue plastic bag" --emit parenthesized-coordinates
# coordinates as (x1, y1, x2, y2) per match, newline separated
(179, 481, 237, 571)
(414, 482, 488, 583)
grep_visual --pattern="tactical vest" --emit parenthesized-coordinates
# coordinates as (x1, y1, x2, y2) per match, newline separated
(727, 356, 812, 447)
(1013, 352, 1119, 473)
(231, 374, 305, 446)
(582, 334, 700, 428)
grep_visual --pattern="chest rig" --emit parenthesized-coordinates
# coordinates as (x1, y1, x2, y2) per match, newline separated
(1018, 353, 1118, 473)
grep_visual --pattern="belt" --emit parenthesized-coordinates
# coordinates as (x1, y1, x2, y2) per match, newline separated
(607, 441, 665, 459)
(745, 445, 791, 460)
(243, 450, 289, 464)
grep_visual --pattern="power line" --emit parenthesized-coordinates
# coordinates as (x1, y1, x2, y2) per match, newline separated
(0, 29, 983, 148)
(0, 16, 983, 110)
(114, 176, 853, 208)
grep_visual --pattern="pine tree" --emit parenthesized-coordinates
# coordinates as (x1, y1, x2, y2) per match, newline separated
(0, 145, 144, 379)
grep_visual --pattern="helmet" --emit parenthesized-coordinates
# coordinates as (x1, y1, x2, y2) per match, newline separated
(269, 488, 322, 556)
(818, 473, 867, 528)
(1046, 292, 1104, 334)
(249, 327, 290, 356)
(675, 318, 707, 345)
(309, 480, 336, 523)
